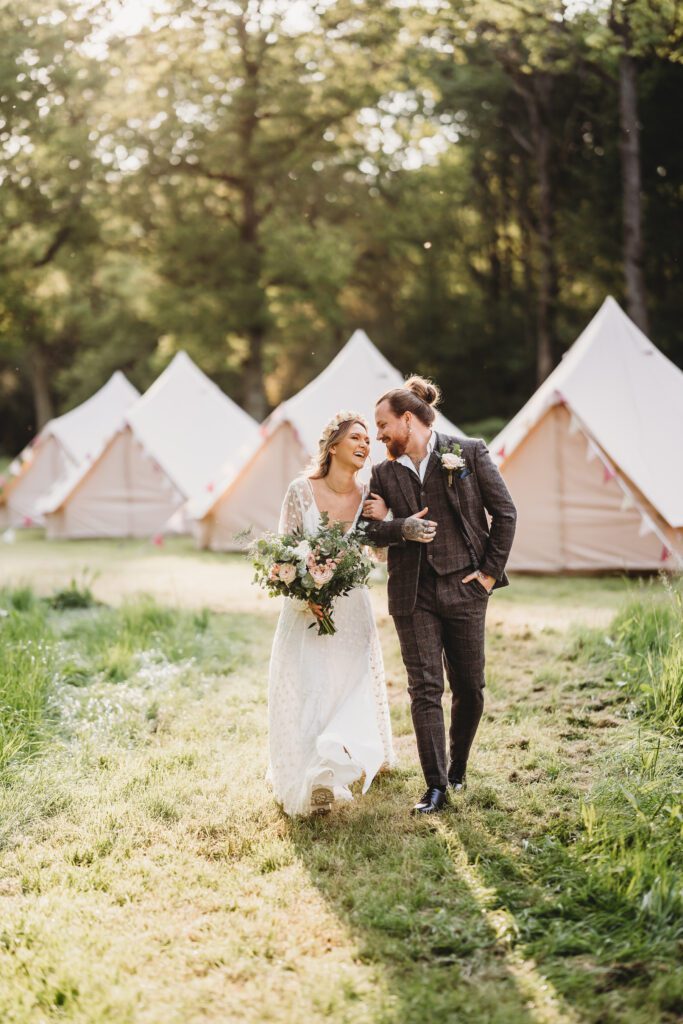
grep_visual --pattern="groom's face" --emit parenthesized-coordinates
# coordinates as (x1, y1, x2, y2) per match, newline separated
(375, 401, 410, 459)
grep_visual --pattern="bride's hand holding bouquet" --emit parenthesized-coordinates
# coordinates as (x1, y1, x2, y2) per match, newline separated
(250, 513, 372, 636)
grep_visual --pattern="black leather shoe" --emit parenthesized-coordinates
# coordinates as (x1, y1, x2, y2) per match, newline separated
(447, 774, 467, 795)
(411, 787, 448, 815)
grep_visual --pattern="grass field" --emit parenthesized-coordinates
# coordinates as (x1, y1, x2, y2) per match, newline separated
(0, 535, 681, 1023)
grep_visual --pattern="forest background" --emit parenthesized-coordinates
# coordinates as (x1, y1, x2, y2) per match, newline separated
(1, 0, 681, 455)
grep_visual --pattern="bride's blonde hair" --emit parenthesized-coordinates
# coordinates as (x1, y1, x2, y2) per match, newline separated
(308, 410, 369, 479)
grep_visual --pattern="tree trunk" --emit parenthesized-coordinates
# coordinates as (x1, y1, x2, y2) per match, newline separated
(242, 324, 267, 422)
(527, 75, 559, 385)
(618, 52, 649, 333)
(30, 347, 54, 430)
(515, 162, 536, 369)
(235, 16, 269, 422)
(239, 176, 268, 422)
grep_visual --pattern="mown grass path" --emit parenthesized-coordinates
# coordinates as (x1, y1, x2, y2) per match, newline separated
(0, 553, 681, 1023)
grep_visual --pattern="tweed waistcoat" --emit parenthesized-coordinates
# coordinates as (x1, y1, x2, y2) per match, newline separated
(399, 462, 474, 575)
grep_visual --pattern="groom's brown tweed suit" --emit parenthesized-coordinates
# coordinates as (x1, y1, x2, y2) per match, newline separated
(362, 434, 517, 789)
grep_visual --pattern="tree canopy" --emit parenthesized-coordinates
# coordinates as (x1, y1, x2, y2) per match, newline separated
(0, 0, 681, 452)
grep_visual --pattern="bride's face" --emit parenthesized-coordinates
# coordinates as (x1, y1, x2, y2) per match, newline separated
(375, 400, 410, 458)
(331, 422, 370, 471)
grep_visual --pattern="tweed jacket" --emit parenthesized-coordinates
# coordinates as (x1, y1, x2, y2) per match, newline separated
(362, 434, 517, 617)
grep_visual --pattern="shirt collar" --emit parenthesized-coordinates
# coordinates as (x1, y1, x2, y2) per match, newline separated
(396, 430, 436, 468)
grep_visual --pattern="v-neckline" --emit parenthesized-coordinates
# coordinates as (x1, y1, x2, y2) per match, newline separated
(305, 478, 366, 536)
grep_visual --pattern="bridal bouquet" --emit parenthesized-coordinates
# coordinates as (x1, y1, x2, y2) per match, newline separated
(250, 514, 373, 636)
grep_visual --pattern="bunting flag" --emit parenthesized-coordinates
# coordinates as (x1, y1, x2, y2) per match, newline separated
(660, 545, 671, 562)
(496, 444, 506, 460)
(206, 481, 215, 493)
(603, 464, 616, 483)
(152, 533, 164, 547)
(620, 492, 634, 512)
(638, 514, 655, 538)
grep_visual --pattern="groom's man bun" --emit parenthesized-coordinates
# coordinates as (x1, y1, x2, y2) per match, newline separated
(404, 375, 441, 408)
(377, 374, 441, 426)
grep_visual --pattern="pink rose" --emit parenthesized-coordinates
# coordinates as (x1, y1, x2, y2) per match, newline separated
(279, 563, 297, 585)
(311, 565, 334, 588)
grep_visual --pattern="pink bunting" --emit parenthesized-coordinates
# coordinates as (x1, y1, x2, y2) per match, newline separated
(603, 464, 616, 483)
(22, 515, 33, 528)
(496, 445, 506, 460)
(206, 481, 214, 492)
(152, 533, 164, 547)
(660, 545, 671, 562)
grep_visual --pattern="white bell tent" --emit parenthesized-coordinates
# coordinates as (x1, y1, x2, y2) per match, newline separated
(490, 297, 683, 572)
(40, 352, 259, 539)
(191, 329, 464, 550)
(0, 371, 139, 529)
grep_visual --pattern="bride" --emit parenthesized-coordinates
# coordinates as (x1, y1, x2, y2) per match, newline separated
(267, 411, 396, 817)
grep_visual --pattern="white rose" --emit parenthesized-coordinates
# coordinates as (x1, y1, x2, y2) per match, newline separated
(292, 540, 311, 561)
(279, 563, 297, 585)
(441, 453, 465, 470)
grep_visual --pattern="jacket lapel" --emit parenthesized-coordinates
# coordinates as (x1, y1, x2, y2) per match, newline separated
(422, 432, 444, 489)
(432, 431, 465, 519)
(391, 461, 420, 514)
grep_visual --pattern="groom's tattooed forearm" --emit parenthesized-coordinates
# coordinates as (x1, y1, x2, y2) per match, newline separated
(402, 515, 437, 543)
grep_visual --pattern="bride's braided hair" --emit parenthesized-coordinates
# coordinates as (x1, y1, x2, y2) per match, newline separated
(308, 410, 369, 479)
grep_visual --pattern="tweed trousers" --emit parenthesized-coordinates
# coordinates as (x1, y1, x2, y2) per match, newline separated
(393, 559, 488, 790)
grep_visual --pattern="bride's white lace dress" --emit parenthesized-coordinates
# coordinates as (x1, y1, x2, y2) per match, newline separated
(267, 476, 397, 816)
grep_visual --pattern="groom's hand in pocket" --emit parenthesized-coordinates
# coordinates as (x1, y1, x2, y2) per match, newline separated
(462, 570, 495, 593)
(402, 507, 437, 543)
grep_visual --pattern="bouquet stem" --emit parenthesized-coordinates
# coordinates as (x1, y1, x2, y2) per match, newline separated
(310, 608, 336, 636)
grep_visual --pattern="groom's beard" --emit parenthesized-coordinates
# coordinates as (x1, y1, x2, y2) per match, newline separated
(386, 437, 408, 459)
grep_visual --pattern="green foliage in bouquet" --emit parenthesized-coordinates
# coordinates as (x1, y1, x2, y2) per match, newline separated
(250, 513, 373, 636)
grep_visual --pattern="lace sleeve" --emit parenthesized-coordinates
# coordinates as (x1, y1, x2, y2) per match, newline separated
(278, 480, 304, 535)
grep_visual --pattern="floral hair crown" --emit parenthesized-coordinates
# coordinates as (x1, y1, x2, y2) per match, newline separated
(319, 410, 368, 447)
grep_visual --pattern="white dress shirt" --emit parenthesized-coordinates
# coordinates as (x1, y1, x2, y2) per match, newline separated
(396, 430, 436, 482)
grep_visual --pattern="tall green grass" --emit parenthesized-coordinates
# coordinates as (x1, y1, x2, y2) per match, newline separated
(0, 590, 55, 773)
(574, 581, 683, 929)
(1, 587, 222, 774)
(611, 584, 683, 734)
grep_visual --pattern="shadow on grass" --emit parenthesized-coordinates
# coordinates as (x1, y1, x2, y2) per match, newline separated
(287, 772, 545, 1024)
(446, 805, 683, 1024)
(287, 773, 683, 1024)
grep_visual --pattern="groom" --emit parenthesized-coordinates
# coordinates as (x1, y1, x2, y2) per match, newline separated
(362, 377, 516, 814)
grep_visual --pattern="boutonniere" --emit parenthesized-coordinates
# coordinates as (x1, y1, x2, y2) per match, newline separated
(438, 443, 466, 486)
